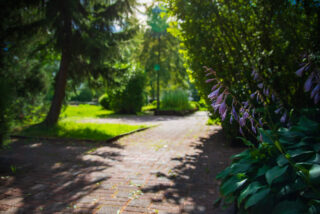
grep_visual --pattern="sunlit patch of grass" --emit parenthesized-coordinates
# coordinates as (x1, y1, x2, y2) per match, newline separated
(60, 104, 114, 119)
(207, 117, 221, 126)
(19, 121, 148, 141)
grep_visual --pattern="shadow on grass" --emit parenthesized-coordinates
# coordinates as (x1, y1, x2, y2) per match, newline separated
(0, 139, 123, 213)
(18, 122, 145, 141)
(142, 129, 243, 214)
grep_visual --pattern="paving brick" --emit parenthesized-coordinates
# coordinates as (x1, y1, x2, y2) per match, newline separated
(0, 112, 242, 214)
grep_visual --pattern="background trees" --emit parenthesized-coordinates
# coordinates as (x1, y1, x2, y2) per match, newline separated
(140, 5, 188, 108)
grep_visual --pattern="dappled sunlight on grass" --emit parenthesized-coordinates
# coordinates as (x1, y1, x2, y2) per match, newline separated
(60, 104, 114, 119)
(19, 121, 148, 141)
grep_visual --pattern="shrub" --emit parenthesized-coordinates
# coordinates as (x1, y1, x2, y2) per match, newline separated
(160, 89, 193, 111)
(0, 79, 12, 147)
(70, 86, 93, 102)
(217, 117, 320, 213)
(110, 72, 146, 114)
(99, 94, 110, 109)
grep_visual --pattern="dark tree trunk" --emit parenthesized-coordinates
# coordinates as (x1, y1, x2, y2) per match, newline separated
(43, 14, 71, 126)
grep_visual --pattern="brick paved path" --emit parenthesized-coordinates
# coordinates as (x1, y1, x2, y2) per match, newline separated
(0, 112, 242, 214)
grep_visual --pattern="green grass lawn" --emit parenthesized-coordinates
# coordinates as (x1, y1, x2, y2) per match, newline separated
(17, 104, 149, 141)
(19, 121, 147, 141)
(60, 104, 114, 119)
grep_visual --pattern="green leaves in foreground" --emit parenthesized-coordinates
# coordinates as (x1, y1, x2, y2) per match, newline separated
(217, 117, 320, 213)
(265, 165, 288, 185)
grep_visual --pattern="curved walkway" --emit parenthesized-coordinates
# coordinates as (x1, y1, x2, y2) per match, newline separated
(0, 112, 242, 214)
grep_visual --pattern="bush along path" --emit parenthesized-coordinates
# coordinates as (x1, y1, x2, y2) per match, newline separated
(0, 112, 242, 214)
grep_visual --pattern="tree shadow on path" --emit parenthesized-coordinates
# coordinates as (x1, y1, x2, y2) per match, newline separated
(0, 139, 123, 213)
(143, 128, 243, 214)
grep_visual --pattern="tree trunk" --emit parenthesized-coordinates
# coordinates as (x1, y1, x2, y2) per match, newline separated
(43, 15, 71, 126)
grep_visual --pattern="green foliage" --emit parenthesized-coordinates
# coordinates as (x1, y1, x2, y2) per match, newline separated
(99, 94, 110, 110)
(110, 72, 146, 114)
(0, 79, 13, 146)
(167, 0, 320, 138)
(140, 5, 189, 101)
(217, 117, 320, 213)
(70, 86, 93, 102)
(19, 121, 147, 141)
(160, 89, 193, 111)
(206, 117, 221, 126)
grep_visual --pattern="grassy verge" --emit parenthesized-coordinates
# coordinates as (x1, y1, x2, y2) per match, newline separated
(60, 104, 114, 119)
(18, 121, 148, 141)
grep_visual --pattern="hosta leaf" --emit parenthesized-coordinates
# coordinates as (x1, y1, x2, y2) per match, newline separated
(265, 165, 288, 185)
(309, 153, 320, 164)
(231, 162, 251, 173)
(313, 143, 320, 152)
(256, 165, 268, 177)
(231, 149, 251, 160)
(236, 137, 255, 147)
(287, 149, 314, 158)
(296, 116, 319, 133)
(277, 154, 289, 167)
(220, 176, 247, 196)
(238, 181, 264, 205)
(259, 129, 273, 144)
(244, 188, 270, 209)
(286, 141, 309, 149)
(272, 200, 307, 214)
(216, 167, 232, 180)
(309, 164, 320, 183)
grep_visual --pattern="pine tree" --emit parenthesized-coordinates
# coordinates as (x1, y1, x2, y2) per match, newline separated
(2, 0, 137, 126)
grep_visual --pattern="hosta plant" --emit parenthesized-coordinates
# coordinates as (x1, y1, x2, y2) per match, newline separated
(217, 117, 320, 213)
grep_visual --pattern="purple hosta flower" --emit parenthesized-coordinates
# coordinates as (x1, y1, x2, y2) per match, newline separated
(211, 102, 220, 112)
(212, 83, 220, 91)
(304, 73, 314, 92)
(239, 127, 244, 135)
(208, 87, 221, 100)
(221, 108, 227, 121)
(216, 93, 225, 104)
(243, 101, 249, 108)
(251, 70, 259, 81)
(205, 78, 215, 83)
(263, 88, 269, 96)
(219, 100, 227, 116)
(280, 112, 287, 123)
(274, 108, 282, 114)
(311, 84, 320, 98)
(250, 91, 257, 99)
(232, 105, 238, 121)
(271, 94, 276, 102)
(258, 118, 263, 126)
(230, 115, 233, 124)
(314, 93, 320, 104)
(239, 117, 246, 127)
(250, 118, 256, 134)
(295, 64, 310, 77)
(258, 83, 264, 89)
(243, 111, 249, 120)
(259, 133, 263, 142)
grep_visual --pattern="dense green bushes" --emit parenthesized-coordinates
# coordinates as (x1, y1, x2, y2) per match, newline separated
(217, 117, 320, 213)
(160, 89, 193, 111)
(99, 94, 110, 110)
(109, 72, 146, 114)
(168, 0, 320, 140)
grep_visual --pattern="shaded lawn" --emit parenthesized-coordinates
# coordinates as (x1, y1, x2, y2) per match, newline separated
(19, 121, 148, 141)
